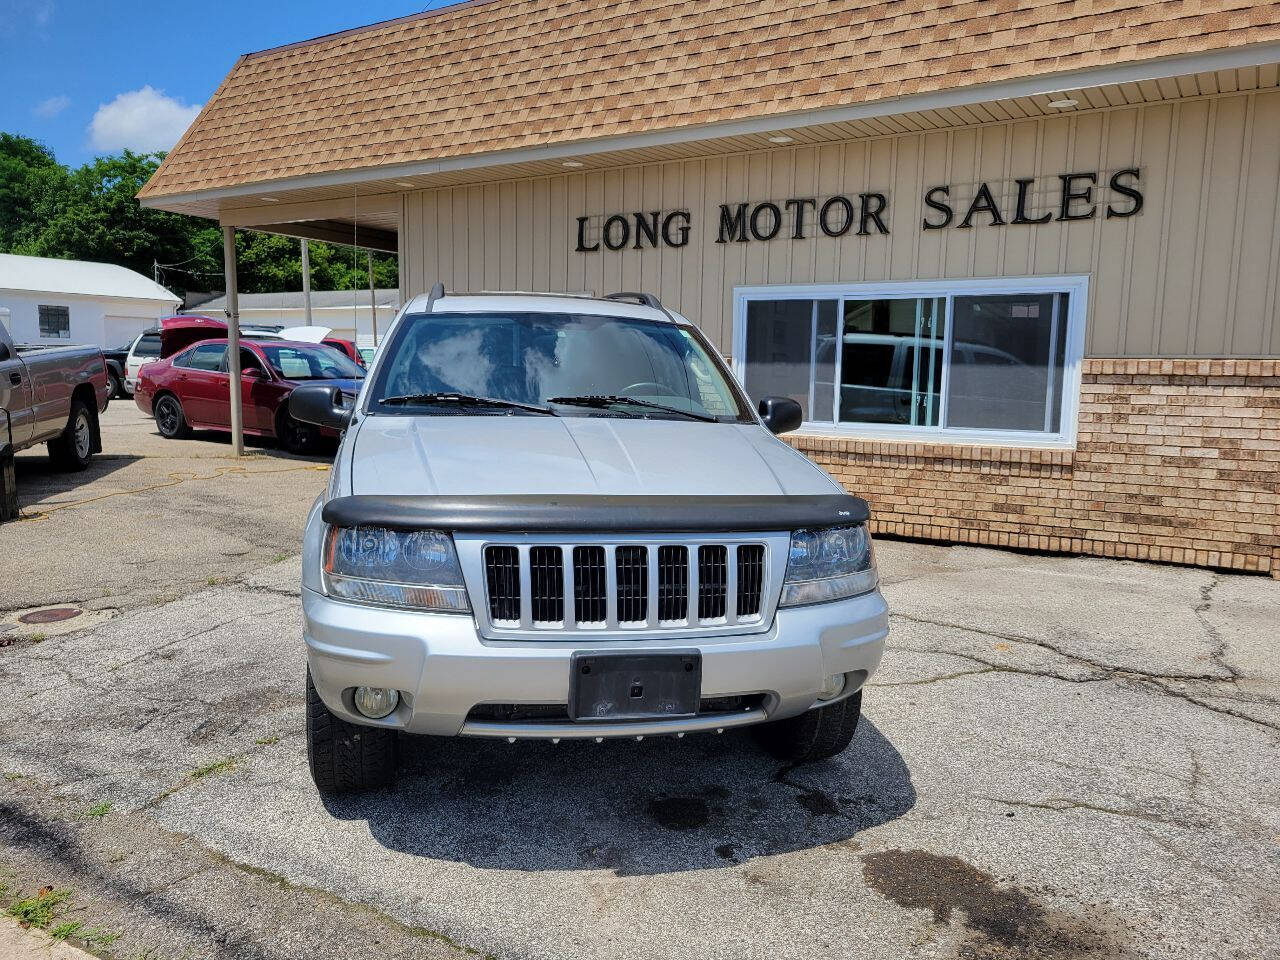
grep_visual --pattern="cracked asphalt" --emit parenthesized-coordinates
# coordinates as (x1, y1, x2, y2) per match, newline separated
(1, 403, 1278, 960)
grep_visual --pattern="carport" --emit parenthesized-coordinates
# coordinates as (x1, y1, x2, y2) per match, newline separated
(211, 195, 398, 454)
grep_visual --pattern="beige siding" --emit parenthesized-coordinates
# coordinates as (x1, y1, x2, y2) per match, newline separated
(403, 92, 1280, 358)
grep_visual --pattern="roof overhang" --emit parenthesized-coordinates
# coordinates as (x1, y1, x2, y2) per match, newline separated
(139, 41, 1280, 248)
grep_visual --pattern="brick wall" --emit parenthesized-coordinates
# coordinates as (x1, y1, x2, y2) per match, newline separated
(788, 359, 1280, 576)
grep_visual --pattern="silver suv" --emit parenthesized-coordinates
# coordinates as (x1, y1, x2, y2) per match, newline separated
(290, 288, 888, 794)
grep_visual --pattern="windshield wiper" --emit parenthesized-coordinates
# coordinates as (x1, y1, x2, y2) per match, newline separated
(379, 393, 556, 415)
(546, 395, 718, 422)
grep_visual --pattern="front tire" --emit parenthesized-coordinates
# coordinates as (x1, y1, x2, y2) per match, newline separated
(47, 399, 94, 471)
(752, 690, 863, 763)
(154, 394, 191, 439)
(107, 370, 124, 400)
(306, 669, 398, 795)
(276, 407, 319, 455)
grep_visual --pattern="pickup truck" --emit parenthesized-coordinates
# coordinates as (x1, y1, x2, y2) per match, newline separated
(289, 288, 888, 794)
(0, 320, 109, 472)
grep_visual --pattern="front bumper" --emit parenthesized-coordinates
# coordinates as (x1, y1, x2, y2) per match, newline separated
(303, 586, 888, 739)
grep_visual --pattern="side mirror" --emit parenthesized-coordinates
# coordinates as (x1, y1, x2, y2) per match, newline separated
(290, 383, 353, 431)
(758, 396, 803, 435)
(242, 367, 265, 379)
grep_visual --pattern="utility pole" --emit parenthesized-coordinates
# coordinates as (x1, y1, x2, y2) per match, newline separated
(301, 239, 313, 326)
(367, 251, 378, 346)
(222, 226, 243, 457)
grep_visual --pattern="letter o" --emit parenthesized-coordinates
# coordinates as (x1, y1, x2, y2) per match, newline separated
(820, 196, 854, 237)
(749, 202, 782, 241)
(603, 215, 630, 251)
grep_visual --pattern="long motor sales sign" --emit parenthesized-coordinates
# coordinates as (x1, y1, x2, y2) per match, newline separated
(574, 169, 1143, 252)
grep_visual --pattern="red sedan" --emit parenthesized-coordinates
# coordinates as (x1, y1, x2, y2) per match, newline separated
(134, 338, 364, 453)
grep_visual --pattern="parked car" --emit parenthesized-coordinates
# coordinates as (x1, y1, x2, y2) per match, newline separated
(289, 288, 887, 794)
(0, 319, 109, 470)
(134, 337, 364, 453)
(120, 317, 288, 396)
(102, 341, 132, 399)
(318, 336, 363, 366)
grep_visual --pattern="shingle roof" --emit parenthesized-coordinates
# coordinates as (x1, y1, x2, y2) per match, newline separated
(140, 0, 1280, 200)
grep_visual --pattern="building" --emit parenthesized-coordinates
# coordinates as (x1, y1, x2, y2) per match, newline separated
(182, 289, 400, 347)
(138, 0, 1280, 576)
(0, 253, 180, 348)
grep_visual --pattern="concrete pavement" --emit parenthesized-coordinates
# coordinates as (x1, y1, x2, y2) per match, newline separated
(0, 402, 1277, 960)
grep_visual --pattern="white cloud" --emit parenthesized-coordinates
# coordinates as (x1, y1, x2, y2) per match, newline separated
(88, 86, 202, 154)
(32, 94, 70, 119)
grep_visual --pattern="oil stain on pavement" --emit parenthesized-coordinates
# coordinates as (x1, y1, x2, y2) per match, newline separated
(861, 849, 1128, 959)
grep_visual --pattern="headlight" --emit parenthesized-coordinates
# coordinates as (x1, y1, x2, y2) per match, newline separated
(322, 526, 470, 612)
(779, 524, 877, 607)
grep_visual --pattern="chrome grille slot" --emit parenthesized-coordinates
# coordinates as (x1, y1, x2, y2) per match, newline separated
(736, 544, 765, 618)
(529, 546, 564, 624)
(472, 535, 778, 638)
(697, 545, 728, 621)
(615, 545, 648, 623)
(484, 545, 520, 623)
(573, 546, 607, 624)
(657, 545, 689, 622)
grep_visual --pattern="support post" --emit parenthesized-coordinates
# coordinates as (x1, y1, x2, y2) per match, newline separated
(367, 251, 378, 345)
(301, 239, 313, 326)
(222, 226, 244, 457)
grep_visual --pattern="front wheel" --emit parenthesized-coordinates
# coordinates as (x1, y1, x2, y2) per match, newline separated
(306, 669, 398, 795)
(47, 399, 94, 471)
(276, 407, 319, 455)
(154, 394, 191, 439)
(752, 690, 862, 763)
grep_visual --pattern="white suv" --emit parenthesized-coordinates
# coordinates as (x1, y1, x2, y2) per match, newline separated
(289, 289, 888, 794)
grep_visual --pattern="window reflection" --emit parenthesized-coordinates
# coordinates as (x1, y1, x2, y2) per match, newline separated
(839, 298, 945, 426)
(739, 287, 1073, 438)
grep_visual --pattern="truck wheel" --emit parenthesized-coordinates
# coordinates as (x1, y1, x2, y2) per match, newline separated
(306, 668, 398, 794)
(47, 399, 94, 472)
(107, 370, 123, 400)
(752, 690, 862, 763)
(154, 394, 191, 439)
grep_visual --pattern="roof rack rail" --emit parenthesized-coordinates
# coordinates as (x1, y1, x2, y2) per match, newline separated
(605, 291, 662, 310)
(425, 282, 445, 313)
(605, 291, 677, 322)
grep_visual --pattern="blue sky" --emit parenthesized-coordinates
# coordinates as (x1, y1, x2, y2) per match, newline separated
(0, 0, 464, 166)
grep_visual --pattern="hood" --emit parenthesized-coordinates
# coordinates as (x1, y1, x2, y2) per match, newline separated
(277, 325, 332, 343)
(347, 416, 839, 497)
(159, 316, 225, 358)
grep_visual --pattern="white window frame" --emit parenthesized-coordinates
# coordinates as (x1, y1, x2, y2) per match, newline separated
(732, 274, 1089, 449)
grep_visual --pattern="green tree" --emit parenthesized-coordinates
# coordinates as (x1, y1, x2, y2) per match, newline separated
(0, 133, 69, 250)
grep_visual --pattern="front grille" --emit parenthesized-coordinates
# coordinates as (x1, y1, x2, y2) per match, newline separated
(480, 539, 769, 634)
(697, 545, 728, 620)
(529, 546, 564, 624)
(573, 546, 607, 624)
(736, 544, 765, 618)
(615, 546, 648, 623)
(485, 545, 520, 622)
(657, 545, 689, 622)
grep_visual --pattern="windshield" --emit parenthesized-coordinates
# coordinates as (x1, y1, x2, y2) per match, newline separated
(260, 343, 364, 381)
(369, 312, 747, 420)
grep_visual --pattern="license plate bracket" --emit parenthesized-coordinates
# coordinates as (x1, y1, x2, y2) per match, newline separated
(569, 651, 701, 722)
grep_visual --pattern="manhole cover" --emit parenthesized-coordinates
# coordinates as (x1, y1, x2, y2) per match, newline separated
(18, 607, 83, 625)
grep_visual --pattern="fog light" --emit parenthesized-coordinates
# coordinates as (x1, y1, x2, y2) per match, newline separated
(818, 672, 846, 701)
(353, 686, 399, 719)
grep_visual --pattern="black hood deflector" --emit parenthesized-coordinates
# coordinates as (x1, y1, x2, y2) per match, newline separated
(321, 494, 870, 532)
